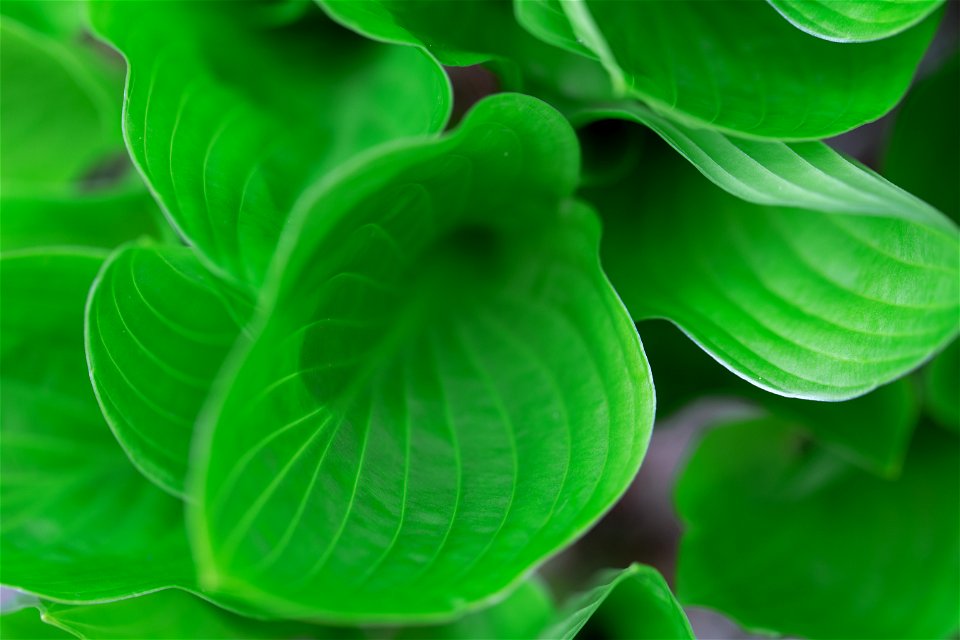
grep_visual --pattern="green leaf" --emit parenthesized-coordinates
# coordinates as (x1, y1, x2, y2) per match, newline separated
(524, 0, 938, 139)
(397, 579, 556, 640)
(0, 250, 194, 602)
(676, 419, 960, 639)
(0, 608, 72, 640)
(541, 564, 694, 640)
(89, 0, 450, 285)
(0, 16, 122, 189)
(0, 183, 163, 252)
(639, 320, 920, 475)
(0, 0, 84, 38)
(885, 54, 960, 223)
(767, 0, 945, 42)
(34, 592, 351, 640)
(191, 94, 654, 621)
(85, 243, 252, 496)
(587, 119, 959, 400)
(924, 340, 960, 432)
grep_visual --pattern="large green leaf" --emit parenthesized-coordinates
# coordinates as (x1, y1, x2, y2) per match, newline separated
(767, 0, 945, 42)
(885, 54, 960, 223)
(0, 16, 122, 190)
(86, 243, 252, 496)
(521, 0, 938, 139)
(191, 94, 654, 621)
(587, 121, 959, 400)
(0, 251, 194, 602)
(676, 419, 960, 639)
(639, 320, 920, 475)
(0, 0, 84, 38)
(89, 0, 450, 286)
(540, 564, 693, 640)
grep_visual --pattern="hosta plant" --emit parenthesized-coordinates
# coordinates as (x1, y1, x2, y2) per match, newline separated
(1, 0, 957, 638)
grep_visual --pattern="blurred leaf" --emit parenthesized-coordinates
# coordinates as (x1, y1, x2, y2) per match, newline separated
(86, 244, 252, 496)
(0, 0, 84, 37)
(639, 320, 920, 476)
(0, 251, 195, 602)
(89, 0, 450, 285)
(191, 94, 654, 621)
(0, 607, 72, 640)
(885, 54, 960, 223)
(541, 564, 693, 640)
(767, 0, 945, 42)
(676, 419, 960, 639)
(398, 579, 556, 640)
(924, 341, 960, 432)
(521, 0, 938, 139)
(0, 184, 163, 252)
(0, 17, 121, 189)
(36, 591, 351, 640)
(589, 126, 959, 400)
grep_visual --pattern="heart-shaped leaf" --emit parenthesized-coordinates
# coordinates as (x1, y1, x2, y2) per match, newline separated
(540, 564, 693, 640)
(676, 418, 960, 639)
(767, 0, 945, 42)
(587, 116, 959, 400)
(89, 0, 451, 285)
(520, 0, 938, 139)
(0, 251, 194, 602)
(86, 243, 252, 496)
(191, 94, 654, 621)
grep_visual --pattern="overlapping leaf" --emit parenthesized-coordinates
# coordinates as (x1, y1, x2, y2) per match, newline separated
(0, 251, 194, 601)
(1, 183, 163, 252)
(540, 564, 693, 640)
(676, 419, 960, 638)
(191, 94, 654, 620)
(519, 0, 938, 139)
(86, 244, 252, 496)
(8, 592, 348, 640)
(89, 0, 451, 285)
(639, 320, 920, 475)
(586, 116, 959, 400)
(767, 0, 945, 42)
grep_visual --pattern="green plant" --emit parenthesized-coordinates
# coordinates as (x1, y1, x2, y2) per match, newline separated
(1, 1, 957, 638)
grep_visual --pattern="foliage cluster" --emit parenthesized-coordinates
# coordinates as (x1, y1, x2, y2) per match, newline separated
(1, 1, 957, 639)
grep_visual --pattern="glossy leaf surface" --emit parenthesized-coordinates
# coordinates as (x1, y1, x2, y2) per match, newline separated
(526, 0, 937, 139)
(86, 244, 252, 496)
(885, 54, 960, 222)
(676, 419, 960, 639)
(767, 0, 945, 42)
(541, 564, 693, 640)
(0, 251, 194, 601)
(588, 124, 959, 400)
(192, 94, 654, 621)
(0, 16, 122, 189)
(89, 0, 450, 285)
